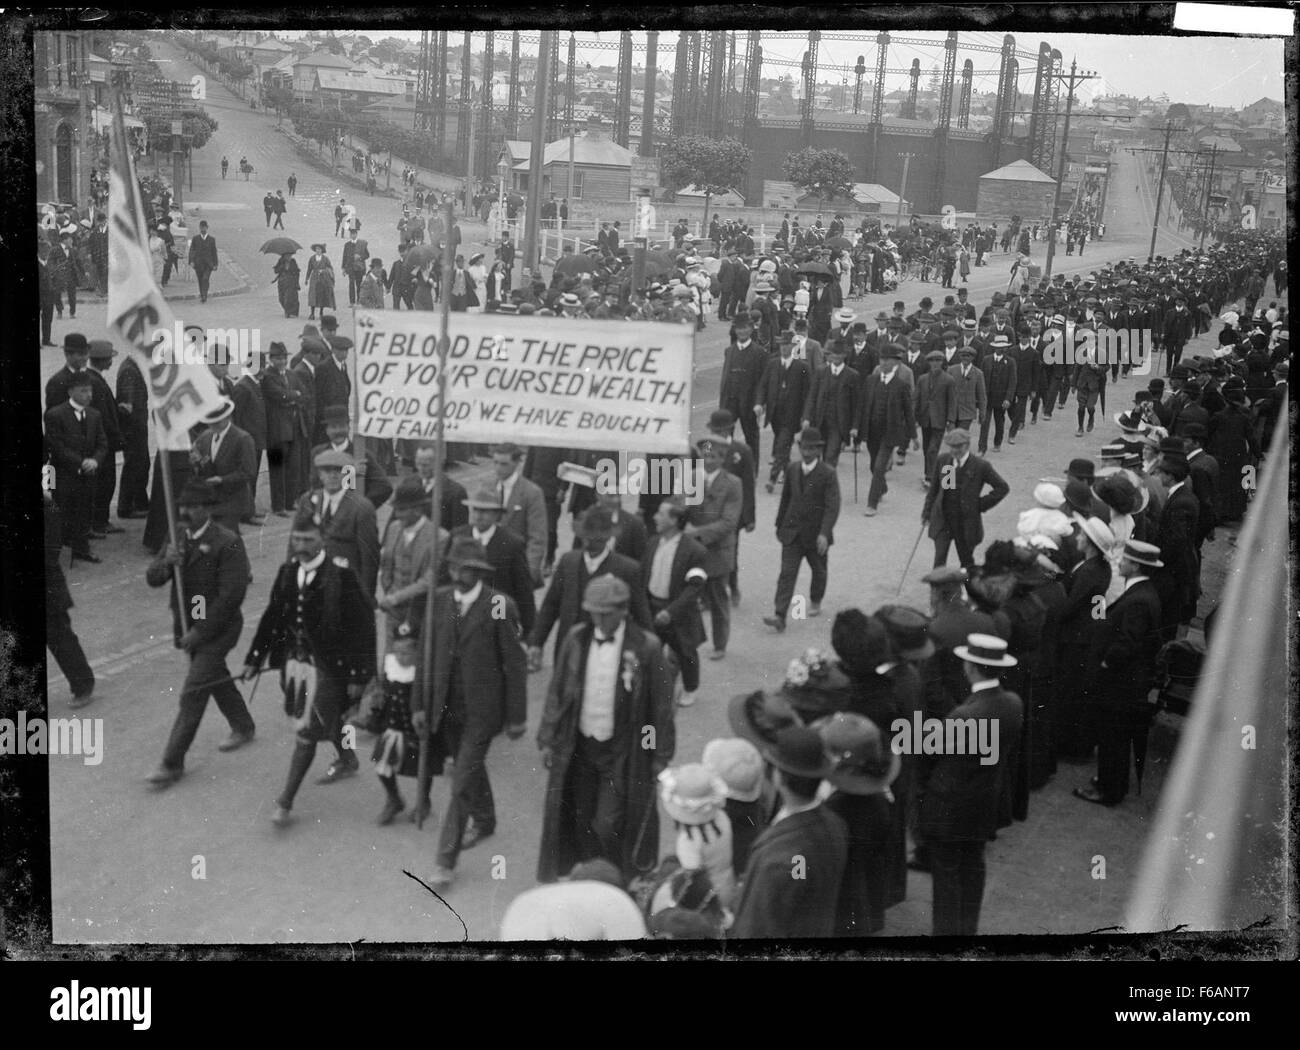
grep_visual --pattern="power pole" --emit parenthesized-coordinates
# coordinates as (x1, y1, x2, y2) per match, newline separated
(1125, 122, 1197, 263)
(895, 152, 914, 231)
(523, 30, 553, 283)
(1042, 58, 1096, 278)
(1198, 143, 1219, 250)
(78, 31, 92, 212)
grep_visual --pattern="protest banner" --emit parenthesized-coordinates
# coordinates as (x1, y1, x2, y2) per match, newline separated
(352, 310, 695, 453)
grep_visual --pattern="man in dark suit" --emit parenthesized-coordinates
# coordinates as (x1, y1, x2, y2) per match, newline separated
(190, 399, 257, 534)
(684, 440, 743, 660)
(292, 449, 381, 603)
(1151, 456, 1200, 639)
(1161, 295, 1195, 375)
(341, 230, 368, 306)
(758, 333, 811, 493)
(706, 411, 756, 607)
(1074, 540, 1164, 808)
(188, 220, 219, 303)
(806, 274, 841, 346)
(243, 508, 375, 823)
(260, 342, 301, 515)
(920, 428, 1009, 570)
(641, 497, 709, 708)
(764, 426, 840, 633)
(731, 726, 848, 939)
(719, 316, 767, 457)
(45, 332, 92, 410)
(416, 538, 528, 889)
(802, 342, 859, 468)
(44, 492, 95, 707)
(857, 344, 916, 516)
(113, 347, 151, 521)
(716, 248, 738, 320)
(528, 504, 651, 669)
(231, 356, 268, 524)
(492, 442, 549, 586)
(452, 484, 537, 635)
(1007, 326, 1040, 443)
(1182, 423, 1219, 553)
(915, 350, 957, 483)
(44, 372, 107, 563)
(413, 442, 468, 533)
(85, 340, 124, 538)
(288, 335, 324, 504)
(312, 325, 352, 447)
(1052, 515, 1114, 760)
(977, 334, 1017, 454)
(144, 481, 257, 786)
(535, 575, 675, 885)
(918, 633, 1023, 936)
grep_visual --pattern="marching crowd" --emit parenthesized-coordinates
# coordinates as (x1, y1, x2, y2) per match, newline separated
(41, 178, 1286, 940)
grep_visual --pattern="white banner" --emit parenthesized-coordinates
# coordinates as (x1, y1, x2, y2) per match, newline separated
(353, 311, 695, 453)
(107, 100, 225, 451)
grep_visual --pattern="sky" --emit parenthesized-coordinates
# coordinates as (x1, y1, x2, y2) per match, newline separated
(275, 28, 1286, 109)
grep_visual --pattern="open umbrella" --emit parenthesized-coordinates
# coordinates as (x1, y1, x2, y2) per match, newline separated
(701, 256, 722, 276)
(826, 235, 853, 252)
(507, 191, 524, 207)
(553, 254, 597, 277)
(796, 260, 833, 277)
(260, 237, 302, 255)
(404, 242, 438, 267)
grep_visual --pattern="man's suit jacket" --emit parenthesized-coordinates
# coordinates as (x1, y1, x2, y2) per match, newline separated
(915, 368, 957, 429)
(776, 458, 840, 548)
(231, 374, 267, 451)
(685, 467, 743, 578)
(44, 401, 108, 478)
(731, 805, 849, 939)
(719, 341, 767, 419)
(857, 371, 916, 448)
(982, 353, 1018, 405)
(292, 487, 380, 601)
(921, 452, 1009, 548)
(1155, 483, 1201, 608)
(313, 358, 350, 443)
(806, 280, 841, 343)
(87, 368, 123, 453)
(115, 356, 150, 439)
(288, 362, 317, 443)
(720, 442, 757, 530)
(917, 684, 1023, 843)
(145, 521, 249, 651)
(244, 555, 375, 685)
(379, 516, 448, 634)
(450, 523, 536, 634)
(260, 366, 297, 448)
(529, 549, 651, 657)
(341, 239, 369, 277)
(1054, 556, 1112, 650)
(45, 365, 90, 412)
(803, 365, 860, 433)
(188, 233, 218, 273)
(1091, 578, 1163, 699)
(312, 440, 392, 508)
(500, 473, 548, 583)
(924, 601, 998, 718)
(1010, 345, 1039, 397)
(789, 336, 825, 373)
(1186, 450, 1219, 543)
(426, 584, 527, 737)
(640, 532, 709, 649)
(759, 356, 810, 433)
(192, 424, 257, 523)
(949, 364, 988, 422)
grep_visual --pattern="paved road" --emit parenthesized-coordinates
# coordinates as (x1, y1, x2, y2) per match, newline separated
(43, 74, 1251, 943)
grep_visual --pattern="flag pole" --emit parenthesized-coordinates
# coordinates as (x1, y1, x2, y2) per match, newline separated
(415, 198, 455, 828)
(112, 88, 188, 632)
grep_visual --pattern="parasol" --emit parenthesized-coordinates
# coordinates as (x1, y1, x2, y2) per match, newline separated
(553, 254, 597, 276)
(826, 236, 853, 252)
(404, 243, 438, 267)
(796, 261, 833, 277)
(260, 237, 302, 255)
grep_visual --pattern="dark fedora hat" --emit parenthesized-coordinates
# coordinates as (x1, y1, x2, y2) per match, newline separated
(389, 475, 432, 511)
(445, 536, 494, 573)
(177, 479, 219, 506)
(763, 725, 834, 779)
(797, 425, 825, 448)
(1065, 458, 1096, 481)
(727, 689, 804, 751)
(1063, 478, 1096, 516)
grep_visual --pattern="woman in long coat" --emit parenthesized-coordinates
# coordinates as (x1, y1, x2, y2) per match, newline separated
(273, 253, 300, 317)
(1207, 390, 1259, 523)
(535, 617, 674, 885)
(411, 264, 435, 310)
(305, 244, 336, 319)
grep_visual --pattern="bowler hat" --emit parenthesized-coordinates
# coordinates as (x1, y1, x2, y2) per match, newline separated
(1063, 478, 1096, 516)
(708, 409, 736, 431)
(1066, 458, 1096, 481)
(813, 712, 901, 796)
(320, 404, 350, 426)
(177, 479, 219, 506)
(582, 575, 630, 614)
(797, 425, 825, 448)
(763, 725, 834, 779)
(446, 536, 494, 573)
(390, 475, 432, 511)
(63, 333, 89, 352)
(268, 341, 288, 358)
(319, 315, 339, 330)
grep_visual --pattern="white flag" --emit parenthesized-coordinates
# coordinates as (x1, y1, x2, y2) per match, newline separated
(107, 96, 224, 451)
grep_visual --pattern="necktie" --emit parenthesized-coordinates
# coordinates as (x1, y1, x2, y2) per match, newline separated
(322, 496, 334, 528)
(497, 481, 507, 506)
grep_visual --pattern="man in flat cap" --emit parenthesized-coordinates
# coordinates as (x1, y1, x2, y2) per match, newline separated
(920, 428, 1008, 571)
(292, 446, 380, 603)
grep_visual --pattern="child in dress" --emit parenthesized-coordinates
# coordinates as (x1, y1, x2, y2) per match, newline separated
(372, 624, 444, 824)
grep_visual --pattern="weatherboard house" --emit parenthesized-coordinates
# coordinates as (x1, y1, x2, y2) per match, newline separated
(975, 158, 1058, 222)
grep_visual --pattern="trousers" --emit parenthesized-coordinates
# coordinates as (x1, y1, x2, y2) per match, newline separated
(161, 647, 256, 771)
(92, 453, 118, 530)
(47, 605, 94, 699)
(774, 538, 828, 619)
(435, 715, 498, 870)
(568, 734, 626, 870)
(865, 436, 896, 508)
(769, 425, 797, 483)
(701, 575, 731, 653)
(117, 431, 150, 516)
(650, 597, 699, 693)
(979, 404, 1007, 451)
(929, 840, 987, 936)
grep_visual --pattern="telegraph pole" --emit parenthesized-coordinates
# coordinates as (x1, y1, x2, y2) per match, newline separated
(523, 30, 554, 283)
(1042, 58, 1096, 278)
(78, 31, 92, 212)
(1126, 122, 1198, 263)
(1198, 143, 1219, 250)
(895, 152, 914, 232)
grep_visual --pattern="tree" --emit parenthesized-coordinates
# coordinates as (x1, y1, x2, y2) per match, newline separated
(783, 146, 856, 203)
(657, 134, 752, 231)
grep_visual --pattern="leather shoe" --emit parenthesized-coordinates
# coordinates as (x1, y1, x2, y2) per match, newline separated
(68, 691, 96, 710)
(1072, 785, 1119, 807)
(807, 603, 822, 617)
(243, 516, 266, 527)
(71, 551, 102, 565)
(146, 766, 183, 787)
(317, 755, 359, 784)
(708, 649, 727, 660)
(863, 506, 878, 516)
(764, 481, 774, 493)
(378, 797, 405, 825)
(270, 804, 294, 827)
(762, 615, 786, 633)
(102, 524, 126, 534)
(460, 821, 494, 850)
(428, 865, 455, 890)
(217, 730, 254, 752)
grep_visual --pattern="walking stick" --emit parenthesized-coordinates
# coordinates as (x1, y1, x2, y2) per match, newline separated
(850, 444, 859, 503)
(895, 521, 928, 596)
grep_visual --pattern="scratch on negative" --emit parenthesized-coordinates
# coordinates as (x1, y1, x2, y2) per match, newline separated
(404, 869, 469, 941)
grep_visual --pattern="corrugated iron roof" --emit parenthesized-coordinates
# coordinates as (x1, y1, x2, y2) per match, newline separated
(979, 158, 1057, 183)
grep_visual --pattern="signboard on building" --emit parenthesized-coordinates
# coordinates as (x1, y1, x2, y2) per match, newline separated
(630, 155, 660, 195)
(1085, 164, 1108, 174)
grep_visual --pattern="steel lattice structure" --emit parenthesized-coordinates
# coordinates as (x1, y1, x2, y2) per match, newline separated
(801, 30, 819, 144)
(957, 58, 973, 128)
(613, 30, 633, 146)
(415, 30, 433, 133)
(455, 31, 472, 162)
(1028, 42, 1053, 170)
(506, 31, 521, 140)
(480, 31, 495, 178)
(929, 30, 958, 212)
(640, 30, 659, 156)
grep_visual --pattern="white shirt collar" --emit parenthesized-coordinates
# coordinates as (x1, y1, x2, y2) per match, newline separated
(455, 579, 483, 612)
(402, 515, 428, 541)
(774, 796, 821, 825)
(592, 618, 626, 648)
(970, 677, 999, 693)
(1122, 574, 1150, 593)
(473, 523, 497, 545)
(829, 363, 844, 375)
(801, 457, 819, 474)
(955, 451, 970, 468)
(298, 548, 327, 575)
(583, 542, 612, 573)
(1167, 480, 1186, 496)
(187, 519, 212, 541)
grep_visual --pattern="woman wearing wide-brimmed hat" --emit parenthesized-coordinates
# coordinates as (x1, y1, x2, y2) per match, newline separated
(657, 764, 736, 910)
(1052, 516, 1114, 761)
(305, 243, 335, 319)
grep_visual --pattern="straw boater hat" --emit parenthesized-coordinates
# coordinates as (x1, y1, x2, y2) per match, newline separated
(813, 712, 901, 796)
(1119, 538, 1163, 569)
(1077, 515, 1116, 553)
(953, 633, 1018, 668)
(658, 764, 729, 826)
(202, 398, 235, 425)
(701, 738, 764, 804)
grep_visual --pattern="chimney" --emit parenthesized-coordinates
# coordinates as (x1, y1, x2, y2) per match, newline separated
(585, 113, 604, 139)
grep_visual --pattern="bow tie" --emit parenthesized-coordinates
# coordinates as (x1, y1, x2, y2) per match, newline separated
(593, 634, 616, 647)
